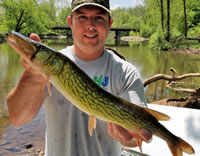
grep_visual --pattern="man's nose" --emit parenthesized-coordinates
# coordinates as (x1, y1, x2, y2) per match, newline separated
(86, 18, 96, 31)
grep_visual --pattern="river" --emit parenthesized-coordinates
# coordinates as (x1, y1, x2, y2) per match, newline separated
(0, 39, 200, 155)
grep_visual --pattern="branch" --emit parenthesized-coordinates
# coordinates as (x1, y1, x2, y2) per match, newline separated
(143, 68, 200, 87)
(166, 82, 196, 93)
(15, 9, 24, 32)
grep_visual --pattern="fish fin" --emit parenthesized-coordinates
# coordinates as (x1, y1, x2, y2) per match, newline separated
(130, 132, 143, 152)
(144, 108, 170, 121)
(135, 137, 143, 152)
(88, 115, 96, 136)
(168, 137, 195, 156)
(168, 143, 182, 156)
(47, 81, 52, 96)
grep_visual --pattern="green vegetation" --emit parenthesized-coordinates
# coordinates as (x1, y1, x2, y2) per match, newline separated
(0, 0, 71, 35)
(111, 0, 200, 50)
(0, 0, 199, 49)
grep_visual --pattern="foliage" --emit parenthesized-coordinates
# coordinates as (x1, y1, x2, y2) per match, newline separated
(56, 6, 71, 26)
(0, 0, 199, 49)
(148, 28, 172, 50)
(0, 0, 71, 35)
(188, 24, 200, 37)
(111, 0, 200, 49)
(0, 0, 50, 35)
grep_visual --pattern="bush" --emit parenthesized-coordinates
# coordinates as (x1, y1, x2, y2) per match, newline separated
(188, 24, 200, 37)
(149, 30, 172, 50)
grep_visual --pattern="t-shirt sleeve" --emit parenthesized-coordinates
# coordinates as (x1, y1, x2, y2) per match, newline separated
(119, 64, 147, 107)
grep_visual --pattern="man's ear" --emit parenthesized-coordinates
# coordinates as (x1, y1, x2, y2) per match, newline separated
(67, 16, 72, 27)
(110, 18, 113, 27)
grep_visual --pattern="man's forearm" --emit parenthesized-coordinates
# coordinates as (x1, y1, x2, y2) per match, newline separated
(6, 70, 47, 126)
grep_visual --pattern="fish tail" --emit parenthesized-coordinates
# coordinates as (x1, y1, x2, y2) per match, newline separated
(168, 137, 195, 156)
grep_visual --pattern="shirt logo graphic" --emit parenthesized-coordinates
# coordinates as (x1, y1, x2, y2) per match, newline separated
(93, 75, 109, 87)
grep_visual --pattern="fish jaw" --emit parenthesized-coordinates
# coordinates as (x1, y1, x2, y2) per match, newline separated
(6, 32, 37, 60)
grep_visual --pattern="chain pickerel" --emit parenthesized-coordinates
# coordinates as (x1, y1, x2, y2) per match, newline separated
(6, 31, 195, 156)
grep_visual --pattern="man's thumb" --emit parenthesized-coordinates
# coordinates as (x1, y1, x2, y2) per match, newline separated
(30, 33, 41, 42)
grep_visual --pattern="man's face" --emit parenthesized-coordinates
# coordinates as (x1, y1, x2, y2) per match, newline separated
(69, 5, 113, 53)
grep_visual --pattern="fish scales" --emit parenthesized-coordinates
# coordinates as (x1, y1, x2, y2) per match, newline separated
(6, 31, 195, 156)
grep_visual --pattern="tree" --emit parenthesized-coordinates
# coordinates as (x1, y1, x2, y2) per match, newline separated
(0, 0, 52, 35)
(183, 0, 188, 37)
(39, 0, 57, 26)
(166, 0, 171, 41)
(160, 0, 164, 31)
(56, 6, 71, 26)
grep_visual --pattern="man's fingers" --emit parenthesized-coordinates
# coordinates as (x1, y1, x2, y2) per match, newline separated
(107, 123, 152, 148)
(30, 33, 41, 42)
(107, 123, 137, 147)
(120, 139, 137, 147)
(20, 58, 27, 66)
(138, 128, 152, 143)
(112, 124, 134, 141)
(107, 123, 120, 139)
(20, 58, 29, 70)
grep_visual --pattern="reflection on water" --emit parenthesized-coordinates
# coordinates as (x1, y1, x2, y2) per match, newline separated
(0, 40, 200, 155)
(0, 43, 22, 117)
(114, 45, 200, 102)
(0, 109, 45, 155)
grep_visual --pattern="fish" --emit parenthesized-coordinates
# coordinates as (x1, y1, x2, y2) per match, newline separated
(6, 31, 195, 156)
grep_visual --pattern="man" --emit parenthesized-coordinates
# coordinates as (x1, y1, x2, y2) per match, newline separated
(7, 0, 152, 155)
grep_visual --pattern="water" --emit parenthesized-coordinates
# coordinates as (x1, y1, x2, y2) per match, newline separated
(0, 40, 200, 155)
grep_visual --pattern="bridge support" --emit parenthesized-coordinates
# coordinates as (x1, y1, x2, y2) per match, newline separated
(115, 30, 121, 45)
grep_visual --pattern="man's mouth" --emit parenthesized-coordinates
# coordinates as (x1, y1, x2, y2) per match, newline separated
(84, 34, 98, 38)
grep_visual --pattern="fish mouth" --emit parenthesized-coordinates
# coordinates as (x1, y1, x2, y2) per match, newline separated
(5, 33, 18, 50)
(6, 33, 17, 45)
(6, 35, 28, 59)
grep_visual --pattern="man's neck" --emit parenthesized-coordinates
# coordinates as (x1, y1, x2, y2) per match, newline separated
(72, 45, 104, 61)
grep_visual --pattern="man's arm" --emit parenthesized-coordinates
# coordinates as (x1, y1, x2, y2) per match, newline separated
(6, 34, 48, 126)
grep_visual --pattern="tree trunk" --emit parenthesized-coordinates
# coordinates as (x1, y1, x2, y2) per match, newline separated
(15, 9, 24, 32)
(183, 0, 188, 37)
(166, 0, 170, 41)
(160, 0, 164, 31)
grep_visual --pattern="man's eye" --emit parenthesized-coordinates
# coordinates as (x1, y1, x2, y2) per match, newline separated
(96, 16, 104, 20)
(78, 16, 87, 19)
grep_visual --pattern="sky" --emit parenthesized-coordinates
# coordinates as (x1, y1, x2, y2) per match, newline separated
(110, 0, 145, 9)
(64, 0, 145, 10)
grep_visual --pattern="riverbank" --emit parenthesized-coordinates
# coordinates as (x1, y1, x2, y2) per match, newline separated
(121, 36, 200, 55)
(171, 48, 200, 55)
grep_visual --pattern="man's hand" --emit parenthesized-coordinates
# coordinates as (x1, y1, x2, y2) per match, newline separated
(20, 33, 48, 80)
(20, 33, 41, 71)
(107, 123, 152, 147)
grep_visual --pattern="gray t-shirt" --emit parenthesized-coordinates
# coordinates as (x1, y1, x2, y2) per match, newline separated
(43, 46, 147, 156)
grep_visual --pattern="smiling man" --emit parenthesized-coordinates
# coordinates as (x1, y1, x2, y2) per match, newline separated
(7, 0, 152, 156)
(68, 2, 113, 61)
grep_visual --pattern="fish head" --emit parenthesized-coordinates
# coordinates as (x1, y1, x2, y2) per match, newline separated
(5, 31, 39, 60)
(5, 31, 51, 78)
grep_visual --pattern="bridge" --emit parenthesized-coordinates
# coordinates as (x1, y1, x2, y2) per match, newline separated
(51, 26, 138, 45)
